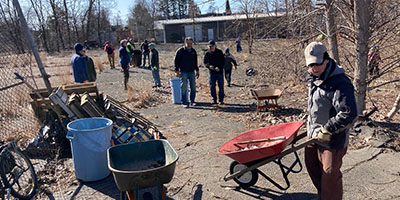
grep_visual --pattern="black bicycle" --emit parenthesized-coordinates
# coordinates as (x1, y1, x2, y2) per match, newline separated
(0, 141, 38, 199)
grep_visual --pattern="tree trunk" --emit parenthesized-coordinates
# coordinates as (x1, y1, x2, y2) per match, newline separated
(63, 0, 72, 48)
(353, 0, 371, 114)
(85, 0, 95, 40)
(386, 91, 400, 120)
(49, 0, 65, 51)
(29, 0, 50, 52)
(325, 0, 340, 63)
(97, 0, 102, 45)
(0, 3, 24, 53)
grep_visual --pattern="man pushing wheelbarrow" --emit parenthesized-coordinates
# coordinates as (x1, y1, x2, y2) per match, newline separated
(219, 42, 357, 200)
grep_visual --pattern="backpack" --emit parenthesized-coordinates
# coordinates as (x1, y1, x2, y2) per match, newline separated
(106, 46, 113, 55)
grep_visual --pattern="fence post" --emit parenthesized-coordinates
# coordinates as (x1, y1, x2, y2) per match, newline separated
(12, 0, 53, 94)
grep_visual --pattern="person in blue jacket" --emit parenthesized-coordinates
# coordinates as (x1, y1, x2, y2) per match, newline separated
(119, 39, 131, 90)
(71, 43, 89, 83)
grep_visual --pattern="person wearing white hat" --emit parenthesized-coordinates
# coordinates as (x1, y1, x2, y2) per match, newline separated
(304, 42, 358, 200)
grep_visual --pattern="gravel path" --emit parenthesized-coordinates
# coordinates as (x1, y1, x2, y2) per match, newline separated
(52, 47, 400, 200)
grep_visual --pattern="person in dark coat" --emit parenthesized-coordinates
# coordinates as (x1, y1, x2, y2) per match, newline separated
(119, 39, 131, 90)
(235, 37, 242, 52)
(304, 42, 358, 200)
(149, 43, 161, 87)
(71, 43, 89, 83)
(204, 40, 225, 105)
(223, 48, 238, 87)
(140, 40, 150, 68)
(174, 37, 199, 108)
(85, 57, 96, 82)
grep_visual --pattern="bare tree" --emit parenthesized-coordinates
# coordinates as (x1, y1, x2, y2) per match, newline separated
(352, 0, 372, 113)
(49, 0, 65, 51)
(63, 0, 72, 48)
(128, 0, 152, 41)
(385, 92, 400, 120)
(85, 0, 95, 40)
(29, 0, 50, 52)
(324, 0, 340, 63)
(0, 0, 25, 53)
(234, 0, 263, 54)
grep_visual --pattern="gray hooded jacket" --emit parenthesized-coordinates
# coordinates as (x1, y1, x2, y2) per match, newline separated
(307, 59, 358, 149)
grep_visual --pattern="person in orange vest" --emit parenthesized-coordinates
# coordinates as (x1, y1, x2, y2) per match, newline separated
(104, 41, 115, 69)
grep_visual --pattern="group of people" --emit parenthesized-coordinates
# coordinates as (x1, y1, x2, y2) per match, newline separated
(118, 39, 160, 90)
(174, 37, 238, 107)
(103, 39, 153, 70)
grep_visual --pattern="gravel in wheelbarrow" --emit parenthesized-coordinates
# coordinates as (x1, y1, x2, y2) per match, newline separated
(107, 139, 179, 192)
(218, 121, 303, 164)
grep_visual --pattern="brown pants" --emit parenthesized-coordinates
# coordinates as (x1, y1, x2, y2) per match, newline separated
(107, 55, 115, 69)
(305, 144, 347, 200)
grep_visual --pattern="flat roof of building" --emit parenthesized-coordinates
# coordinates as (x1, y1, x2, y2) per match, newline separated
(154, 12, 285, 29)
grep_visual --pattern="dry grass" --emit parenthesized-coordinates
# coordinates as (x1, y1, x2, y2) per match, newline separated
(126, 82, 156, 108)
(95, 58, 104, 73)
(39, 52, 48, 67)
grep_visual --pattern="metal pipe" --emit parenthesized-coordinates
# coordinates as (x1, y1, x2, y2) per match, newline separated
(12, 0, 53, 94)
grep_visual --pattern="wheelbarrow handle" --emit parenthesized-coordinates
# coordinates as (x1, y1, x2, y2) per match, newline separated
(14, 72, 24, 81)
(234, 136, 287, 145)
(224, 137, 316, 182)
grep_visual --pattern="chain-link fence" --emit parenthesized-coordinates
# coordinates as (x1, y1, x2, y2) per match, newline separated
(0, 1, 71, 199)
(0, 6, 40, 145)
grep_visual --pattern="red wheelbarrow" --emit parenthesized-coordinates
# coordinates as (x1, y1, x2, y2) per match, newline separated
(218, 121, 315, 189)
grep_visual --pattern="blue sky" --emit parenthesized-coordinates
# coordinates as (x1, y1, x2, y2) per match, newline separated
(114, 0, 227, 24)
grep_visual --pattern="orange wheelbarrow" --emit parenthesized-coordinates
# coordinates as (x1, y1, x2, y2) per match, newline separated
(250, 86, 287, 113)
(218, 121, 316, 190)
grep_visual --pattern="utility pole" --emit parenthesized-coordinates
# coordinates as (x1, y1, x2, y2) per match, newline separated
(12, 0, 52, 94)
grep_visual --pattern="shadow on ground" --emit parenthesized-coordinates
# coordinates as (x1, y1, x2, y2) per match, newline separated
(69, 175, 120, 199)
(230, 185, 316, 200)
(187, 102, 254, 113)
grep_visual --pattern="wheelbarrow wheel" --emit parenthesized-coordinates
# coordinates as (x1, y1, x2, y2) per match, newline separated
(229, 161, 258, 188)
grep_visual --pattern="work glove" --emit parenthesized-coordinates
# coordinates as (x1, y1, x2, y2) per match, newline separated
(317, 127, 332, 143)
(153, 66, 158, 70)
(215, 67, 220, 72)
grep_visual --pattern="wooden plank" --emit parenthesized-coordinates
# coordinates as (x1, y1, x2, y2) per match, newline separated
(31, 82, 98, 99)
(68, 93, 88, 118)
(80, 94, 103, 117)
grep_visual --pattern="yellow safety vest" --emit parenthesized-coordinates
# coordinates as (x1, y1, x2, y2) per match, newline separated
(126, 42, 134, 53)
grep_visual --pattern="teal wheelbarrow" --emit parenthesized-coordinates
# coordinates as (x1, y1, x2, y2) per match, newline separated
(108, 139, 179, 200)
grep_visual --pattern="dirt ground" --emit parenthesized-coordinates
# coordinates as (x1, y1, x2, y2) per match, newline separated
(32, 41, 400, 199)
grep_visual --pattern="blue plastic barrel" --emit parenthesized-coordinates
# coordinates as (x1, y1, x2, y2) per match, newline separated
(66, 118, 113, 182)
(170, 78, 182, 104)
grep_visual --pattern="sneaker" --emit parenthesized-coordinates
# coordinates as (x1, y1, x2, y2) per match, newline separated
(190, 102, 197, 106)
(152, 85, 157, 88)
(182, 104, 189, 108)
(219, 102, 224, 105)
(212, 100, 218, 105)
